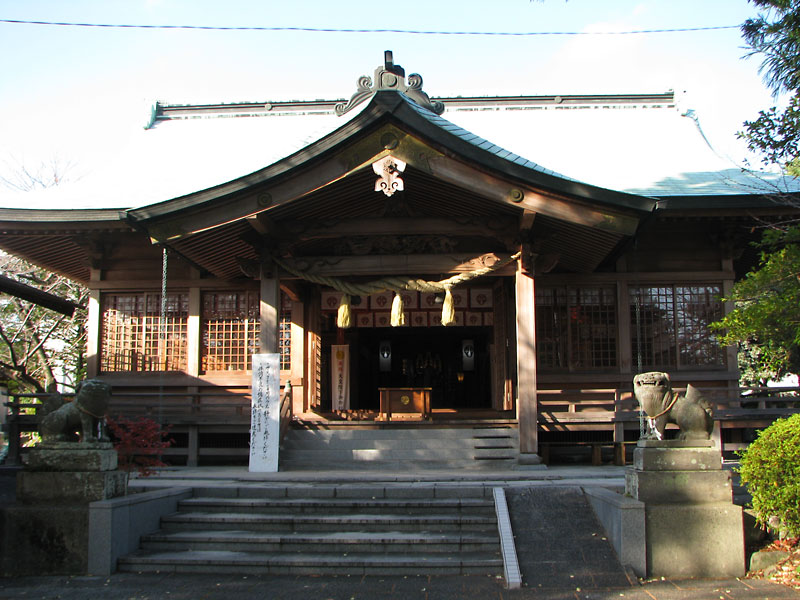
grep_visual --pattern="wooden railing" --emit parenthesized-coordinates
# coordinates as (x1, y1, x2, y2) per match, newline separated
(280, 381, 293, 441)
(2, 381, 296, 467)
(4, 384, 797, 466)
(537, 384, 800, 458)
(104, 386, 252, 425)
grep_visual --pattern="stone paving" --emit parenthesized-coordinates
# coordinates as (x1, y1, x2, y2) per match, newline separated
(2, 571, 799, 599)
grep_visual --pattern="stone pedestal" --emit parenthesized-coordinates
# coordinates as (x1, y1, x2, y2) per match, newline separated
(626, 440, 744, 578)
(1, 441, 127, 576)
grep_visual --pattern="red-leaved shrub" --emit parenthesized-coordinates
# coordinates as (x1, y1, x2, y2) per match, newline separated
(106, 415, 173, 477)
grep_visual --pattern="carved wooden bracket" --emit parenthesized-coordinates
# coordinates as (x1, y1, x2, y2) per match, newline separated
(373, 155, 407, 197)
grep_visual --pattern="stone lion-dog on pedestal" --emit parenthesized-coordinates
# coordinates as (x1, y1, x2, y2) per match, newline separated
(633, 371, 713, 440)
(39, 379, 111, 443)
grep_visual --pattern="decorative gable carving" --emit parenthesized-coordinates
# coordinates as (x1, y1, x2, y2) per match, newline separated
(336, 51, 445, 117)
(372, 155, 406, 197)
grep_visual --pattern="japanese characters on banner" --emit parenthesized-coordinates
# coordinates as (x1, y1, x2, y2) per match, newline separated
(331, 345, 350, 410)
(249, 354, 280, 473)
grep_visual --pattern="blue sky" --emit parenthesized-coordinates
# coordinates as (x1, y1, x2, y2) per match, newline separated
(0, 0, 780, 189)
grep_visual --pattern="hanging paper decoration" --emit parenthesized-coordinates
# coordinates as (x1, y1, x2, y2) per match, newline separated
(441, 288, 455, 326)
(390, 292, 406, 327)
(337, 294, 352, 329)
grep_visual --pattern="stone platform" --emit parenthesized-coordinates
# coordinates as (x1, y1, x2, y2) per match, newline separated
(626, 440, 744, 578)
(1, 441, 127, 576)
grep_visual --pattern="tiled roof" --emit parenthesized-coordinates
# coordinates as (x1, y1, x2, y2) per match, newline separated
(2, 89, 796, 211)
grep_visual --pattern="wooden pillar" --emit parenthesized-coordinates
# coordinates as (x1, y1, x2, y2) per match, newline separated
(515, 257, 540, 462)
(721, 267, 739, 382)
(86, 288, 101, 379)
(617, 281, 633, 375)
(290, 300, 306, 414)
(305, 288, 322, 410)
(186, 287, 201, 376)
(259, 262, 280, 354)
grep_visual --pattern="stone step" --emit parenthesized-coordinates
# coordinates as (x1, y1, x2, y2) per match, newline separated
(284, 427, 518, 441)
(280, 436, 516, 450)
(277, 458, 517, 471)
(160, 512, 497, 533)
(280, 426, 519, 471)
(117, 549, 503, 576)
(276, 447, 516, 461)
(119, 483, 504, 579)
(140, 529, 500, 554)
(178, 496, 496, 516)
(195, 484, 496, 500)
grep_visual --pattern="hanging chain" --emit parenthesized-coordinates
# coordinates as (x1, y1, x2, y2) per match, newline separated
(160, 248, 168, 348)
(634, 286, 646, 438)
(158, 247, 168, 425)
(631, 236, 647, 438)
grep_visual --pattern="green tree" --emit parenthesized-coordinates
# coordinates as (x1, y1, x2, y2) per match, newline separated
(740, 0, 800, 173)
(0, 157, 88, 394)
(0, 254, 88, 393)
(711, 228, 800, 381)
(711, 2, 800, 379)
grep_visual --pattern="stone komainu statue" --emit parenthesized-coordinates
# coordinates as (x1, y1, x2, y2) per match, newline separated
(633, 371, 714, 440)
(38, 379, 111, 443)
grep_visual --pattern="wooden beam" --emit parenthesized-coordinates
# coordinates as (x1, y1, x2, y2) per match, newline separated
(519, 210, 536, 232)
(88, 279, 261, 291)
(246, 213, 282, 238)
(420, 153, 641, 236)
(0, 274, 77, 317)
(278, 217, 518, 241)
(280, 253, 514, 277)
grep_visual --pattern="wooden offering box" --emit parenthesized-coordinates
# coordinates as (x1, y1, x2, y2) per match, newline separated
(379, 387, 431, 421)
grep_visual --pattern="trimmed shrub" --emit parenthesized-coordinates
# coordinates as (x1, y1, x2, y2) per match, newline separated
(737, 413, 800, 537)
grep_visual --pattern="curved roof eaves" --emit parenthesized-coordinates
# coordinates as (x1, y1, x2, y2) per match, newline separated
(394, 93, 655, 215)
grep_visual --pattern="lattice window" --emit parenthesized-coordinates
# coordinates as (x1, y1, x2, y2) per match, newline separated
(536, 286, 617, 370)
(101, 293, 188, 372)
(202, 291, 260, 372)
(630, 284, 724, 369)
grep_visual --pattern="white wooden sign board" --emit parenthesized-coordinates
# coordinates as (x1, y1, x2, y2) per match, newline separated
(249, 353, 280, 472)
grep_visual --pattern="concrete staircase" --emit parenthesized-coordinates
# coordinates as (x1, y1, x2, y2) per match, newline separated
(279, 425, 519, 471)
(116, 484, 504, 576)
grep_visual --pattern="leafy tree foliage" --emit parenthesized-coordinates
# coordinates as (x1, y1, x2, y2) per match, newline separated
(712, 2, 800, 379)
(0, 254, 88, 393)
(0, 158, 87, 394)
(712, 228, 800, 380)
(742, 1, 800, 96)
(740, 92, 800, 174)
(741, 1, 800, 172)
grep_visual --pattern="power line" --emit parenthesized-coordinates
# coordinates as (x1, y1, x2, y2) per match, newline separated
(0, 18, 741, 36)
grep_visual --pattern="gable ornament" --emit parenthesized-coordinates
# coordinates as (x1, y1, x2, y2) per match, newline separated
(335, 50, 445, 117)
(373, 155, 406, 197)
